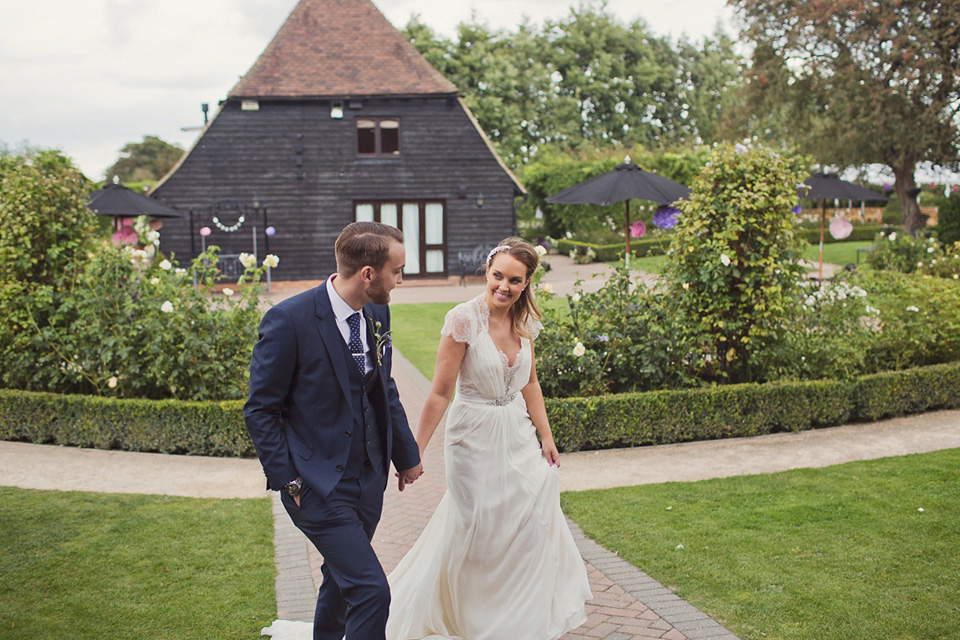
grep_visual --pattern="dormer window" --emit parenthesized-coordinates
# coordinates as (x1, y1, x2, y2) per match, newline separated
(357, 118, 400, 156)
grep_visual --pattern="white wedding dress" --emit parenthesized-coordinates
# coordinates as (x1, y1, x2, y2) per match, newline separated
(384, 296, 591, 640)
(261, 296, 591, 640)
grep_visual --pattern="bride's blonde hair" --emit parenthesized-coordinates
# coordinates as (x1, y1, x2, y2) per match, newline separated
(485, 237, 542, 339)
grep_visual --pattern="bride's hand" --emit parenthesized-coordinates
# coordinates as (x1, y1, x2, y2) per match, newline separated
(542, 440, 560, 467)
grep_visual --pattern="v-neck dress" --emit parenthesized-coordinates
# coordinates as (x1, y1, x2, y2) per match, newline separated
(385, 295, 591, 640)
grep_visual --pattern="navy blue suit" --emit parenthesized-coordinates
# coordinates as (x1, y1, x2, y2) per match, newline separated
(244, 280, 420, 640)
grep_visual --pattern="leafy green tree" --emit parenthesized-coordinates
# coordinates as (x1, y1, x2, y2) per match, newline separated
(104, 135, 184, 183)
(661, 143, 809, 383)
(540, 7, 681, 149)
(674, 30, 746, 144)
(731, 0, 960, 235)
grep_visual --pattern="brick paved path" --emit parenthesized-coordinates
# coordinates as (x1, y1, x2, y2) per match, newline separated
(273, 353, 738, 639)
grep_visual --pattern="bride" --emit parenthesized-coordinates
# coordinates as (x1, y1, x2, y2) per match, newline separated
(385, 237, 591, 639)
(261, 237, 590, 640)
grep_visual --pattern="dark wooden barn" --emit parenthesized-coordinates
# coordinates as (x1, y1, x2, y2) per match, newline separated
(150, 0, 524, 281)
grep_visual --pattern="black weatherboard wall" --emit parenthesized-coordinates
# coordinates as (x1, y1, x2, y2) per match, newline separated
(153, 95, 519, 280)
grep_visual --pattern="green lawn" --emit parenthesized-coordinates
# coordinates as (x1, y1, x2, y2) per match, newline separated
(562, 448, 960, 640)
(0, 488, 276, 639)
(802, 240, 873, 266)
(390, 302, 457, 379)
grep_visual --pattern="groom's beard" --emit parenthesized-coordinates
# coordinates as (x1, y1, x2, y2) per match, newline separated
(366, 272, 391, 305)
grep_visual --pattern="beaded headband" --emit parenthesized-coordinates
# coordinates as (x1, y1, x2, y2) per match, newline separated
(486, 245, 511, 265)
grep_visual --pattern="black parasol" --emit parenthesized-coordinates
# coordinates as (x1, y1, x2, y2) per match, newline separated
(546, 161, 690, 263)
(88, 183, 184, 219)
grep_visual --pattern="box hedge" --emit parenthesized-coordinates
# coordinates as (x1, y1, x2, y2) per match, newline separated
(1, 361, 957, 456)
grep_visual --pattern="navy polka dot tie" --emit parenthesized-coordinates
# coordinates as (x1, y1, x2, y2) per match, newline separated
(347, 312, 365, 375)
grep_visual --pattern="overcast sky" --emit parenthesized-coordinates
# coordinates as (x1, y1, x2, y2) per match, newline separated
(0, 0, 736, 179)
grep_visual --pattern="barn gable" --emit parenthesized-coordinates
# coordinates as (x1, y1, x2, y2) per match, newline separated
(152, 0, 523, 281)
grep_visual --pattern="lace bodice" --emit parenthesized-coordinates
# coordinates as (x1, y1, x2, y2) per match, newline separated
(441, 296, 542, 404)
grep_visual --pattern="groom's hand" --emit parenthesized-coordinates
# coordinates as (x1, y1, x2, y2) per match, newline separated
(396, 463, 424, 491)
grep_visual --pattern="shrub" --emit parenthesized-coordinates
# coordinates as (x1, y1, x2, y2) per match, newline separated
(535, 263, 701, 397)
(0, 150, 95, 288)
(0, 223, 275, 401)
(660, 143, 809, 383)
(937, 193, 960, 245)
(865, 228, 939, 273)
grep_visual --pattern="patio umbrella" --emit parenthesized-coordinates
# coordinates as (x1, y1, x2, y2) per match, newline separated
(798, 173, 888, 281)
(546, 160, 690, 264)
(88, 183, 184, 219)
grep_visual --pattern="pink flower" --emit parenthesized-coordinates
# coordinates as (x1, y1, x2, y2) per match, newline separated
(630, 220, 646, 238)
(111, 225, 139, 247)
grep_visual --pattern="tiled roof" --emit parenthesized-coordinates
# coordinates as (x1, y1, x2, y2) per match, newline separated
(228, 0, 458, 98)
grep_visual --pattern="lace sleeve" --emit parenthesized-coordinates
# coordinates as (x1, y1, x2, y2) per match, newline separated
(527, 318, 543, 341)
(441, 302, 481, 344)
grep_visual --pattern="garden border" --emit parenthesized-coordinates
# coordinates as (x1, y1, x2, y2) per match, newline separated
(556, 226, 886, 264)
(2, 361, 959, 456)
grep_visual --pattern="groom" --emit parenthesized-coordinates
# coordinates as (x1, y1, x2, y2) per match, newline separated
(245, 221, 423, 640)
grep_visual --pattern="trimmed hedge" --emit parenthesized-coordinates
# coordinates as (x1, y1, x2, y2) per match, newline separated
(557, 226, 885, 264)
(0, 390, 250, 457)
(2, 361, 958, 456)
(799, 225, 885, 244)
(545, 361, 960, 452)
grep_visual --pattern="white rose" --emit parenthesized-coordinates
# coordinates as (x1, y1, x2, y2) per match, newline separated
(570, 293, 581, 303)
(541, 283, 553, 293)
(159, 259, 172, 271)
(927, 247, 935, 253)
(161, 301, 174, 313)
(906, 305, 919, 312)
(107, 376, 118, 389)
(175, 268, 188, 277)
(572, 342, 586, 357)
(889, 232, 897, 241)
(150, 277, 160, 285)
(720, 254, 731, 266)
(263, 254, 280, 268)
(222, 288, 235, 297)
(239, 253, 257, 269)
(534, 245, 547, 256)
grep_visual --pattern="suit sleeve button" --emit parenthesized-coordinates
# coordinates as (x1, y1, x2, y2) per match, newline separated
(344, 430, 351, 437)
(335, 464, 344, 472)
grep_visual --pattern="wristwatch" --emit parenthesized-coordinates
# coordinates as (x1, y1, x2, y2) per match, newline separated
(283, 477, 303, 497)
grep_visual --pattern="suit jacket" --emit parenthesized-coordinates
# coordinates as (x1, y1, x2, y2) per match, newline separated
(244, 279, 420, 498)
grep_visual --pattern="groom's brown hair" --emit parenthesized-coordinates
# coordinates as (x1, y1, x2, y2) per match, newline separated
(335, 221, 404, 278)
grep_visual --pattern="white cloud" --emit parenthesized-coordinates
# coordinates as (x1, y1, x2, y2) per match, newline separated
(0, 0, 733, 179)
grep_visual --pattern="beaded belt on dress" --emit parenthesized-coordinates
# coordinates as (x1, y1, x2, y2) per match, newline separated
(460, 392, 518, 406)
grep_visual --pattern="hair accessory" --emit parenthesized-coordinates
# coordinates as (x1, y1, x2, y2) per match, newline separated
(486, 245, 511, 264)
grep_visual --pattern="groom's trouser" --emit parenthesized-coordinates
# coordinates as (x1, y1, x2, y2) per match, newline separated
(281, 461, 388, 640)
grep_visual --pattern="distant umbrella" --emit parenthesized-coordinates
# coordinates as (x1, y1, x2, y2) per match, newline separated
(798, 173, 888, 283)
(88, 183, 184, 219)
(546, 160, 690, 264)
(799, 173, 888, 202)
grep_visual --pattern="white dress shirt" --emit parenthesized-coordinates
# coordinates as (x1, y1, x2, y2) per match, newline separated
(326, 275, 372, 374)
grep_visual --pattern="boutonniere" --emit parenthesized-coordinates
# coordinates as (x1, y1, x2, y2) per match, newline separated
(368, 317, 392, 367)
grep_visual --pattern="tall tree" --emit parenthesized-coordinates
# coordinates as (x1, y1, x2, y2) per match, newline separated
(732, 0, 960, 233)
(675, 30, 746, 145)
(104, 135, 184, 183)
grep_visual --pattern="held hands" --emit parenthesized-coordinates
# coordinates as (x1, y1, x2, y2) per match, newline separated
(396, 463, 424, 491)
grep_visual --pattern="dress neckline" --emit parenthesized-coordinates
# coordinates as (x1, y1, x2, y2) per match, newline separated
(473, 295, 523, 367)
